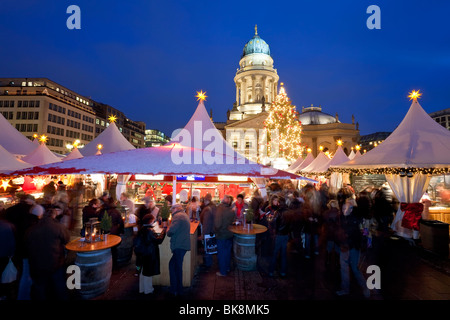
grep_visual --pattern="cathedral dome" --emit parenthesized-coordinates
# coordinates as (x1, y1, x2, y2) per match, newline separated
(298, 106, 339, 125)
(242, 25, 271, 57)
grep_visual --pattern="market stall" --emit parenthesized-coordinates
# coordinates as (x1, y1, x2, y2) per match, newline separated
(330, 91, 450, 240)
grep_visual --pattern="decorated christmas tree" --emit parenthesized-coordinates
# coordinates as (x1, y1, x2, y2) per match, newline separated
(263, 83, 304, 163)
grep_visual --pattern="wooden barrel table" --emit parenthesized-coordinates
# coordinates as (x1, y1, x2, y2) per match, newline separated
(66, 235, 122, 299)
(116, 223, 137, 267)
(228, 224, 268, 271)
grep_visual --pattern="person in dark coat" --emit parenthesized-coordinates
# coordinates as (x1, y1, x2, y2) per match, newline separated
(214, 195, 235, 277)
(80, 198, 101, 236)
(322, 199, 341, 266)
(101, 197, 124, 236)
(0, 218, 16, 300)
(5, 194, 38, 300)
(336, 198, 370, 298)
(167, 204, 191, 296)
(250, 189, 264, 223)
(268, 197, 291, 277)
(199, 193, 216, 267)
(42, 181, 56, 199)
(25, 205, 70, 300)
(134, 214, 166, 294)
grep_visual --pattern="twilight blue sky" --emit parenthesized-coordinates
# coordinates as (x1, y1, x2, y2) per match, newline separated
(1, 0, 449, 137)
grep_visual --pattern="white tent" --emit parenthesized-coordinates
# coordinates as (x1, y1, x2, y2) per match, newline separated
(80, 121, 135, 156)
(13, 99, 317, 204)
(294, 152, 315, 172)
(300, 151, 330, 174)
(0, 112, 38, 156)
(314, 146, 349, 175)
(0, 144, 32, 174)
(170, 99, 245, 159)
(22, 142, 62, 166)
(330, 97, 450, 239)
(63, 146, 84, 161)
(288, 154, 306, 172)
(332, 100, 450, 172)
(325, 146, 350, 193)
(288, 152, 315, 173)
(352, 150, 362, 160)
(348, 150, 356, 160)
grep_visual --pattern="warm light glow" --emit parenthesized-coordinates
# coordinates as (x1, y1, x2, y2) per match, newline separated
(108, 115, 117, 123)
(319, 146, 324, 151)
(355, 145, 361, 151)
(31, 177, 47, 189)
(33, 134, 38, 139)
(134, 174, 164, 181)
(73, 140, 80, 148)
(262, 82, 303, 162)
(39, 135, 48, 143)
(307, 148, 312, 153)
(217, 175, 248, 182)
(196, 90, 207, 101)
(279, 82, 286, 95)
(336, 140, 343, 146)
(97, 144, 103, 150)
(408, 90, 422, 101)
(1, 179, 10, 191)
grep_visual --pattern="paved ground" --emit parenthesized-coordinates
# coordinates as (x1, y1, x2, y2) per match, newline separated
(66, 232, 450, 302)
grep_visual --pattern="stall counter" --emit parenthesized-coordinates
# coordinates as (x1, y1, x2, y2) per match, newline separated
(152, 221, 199, 287)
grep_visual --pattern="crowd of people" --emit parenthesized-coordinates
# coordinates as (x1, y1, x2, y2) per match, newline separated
(0, 180, 130, 301)
(0, 180, 75, 301)
(235, 181, 397, 298)
(189, 180, 398, 299)
(0, 178, 399, 300)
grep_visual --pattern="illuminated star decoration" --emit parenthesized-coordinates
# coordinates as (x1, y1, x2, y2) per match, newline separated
(195, 90, 207, 102)
(1, 179, 10, 191)
(108, 115, 117, 123)
(408, 90, 422, 101)
(39, 135, 48, 143)
(97, 144, 103, 150)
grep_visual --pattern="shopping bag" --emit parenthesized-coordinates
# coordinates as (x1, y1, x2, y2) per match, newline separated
(1, 258, 17, 283)
(204, 234, 217, 255)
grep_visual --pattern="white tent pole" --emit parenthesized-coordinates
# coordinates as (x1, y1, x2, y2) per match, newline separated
(172, 175, 177, 205)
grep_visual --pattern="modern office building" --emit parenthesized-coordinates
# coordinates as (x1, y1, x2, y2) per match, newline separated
(358, 131, 391, 153)
(0, 78, 145, 154)
(429, 108, 450, 130)
(144, 129, 170, 147)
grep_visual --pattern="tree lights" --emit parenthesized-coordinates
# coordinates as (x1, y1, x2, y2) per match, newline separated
(263, 83, 303, 162)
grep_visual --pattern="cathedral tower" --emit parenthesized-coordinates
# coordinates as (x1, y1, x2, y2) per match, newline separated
(228, 25, 279, 121)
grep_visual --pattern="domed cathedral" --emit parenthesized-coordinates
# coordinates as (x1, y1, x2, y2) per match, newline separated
(216, 26, 360, 163)
(299, 105, 360, 157)
(228, 25, 279, 120)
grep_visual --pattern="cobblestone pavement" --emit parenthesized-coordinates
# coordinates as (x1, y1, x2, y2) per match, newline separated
(71, 235, 450, 302)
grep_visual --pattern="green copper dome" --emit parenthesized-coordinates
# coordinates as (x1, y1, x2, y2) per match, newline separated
(242, 25, 271, 57)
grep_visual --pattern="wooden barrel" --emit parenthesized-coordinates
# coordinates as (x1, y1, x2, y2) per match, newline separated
(116, 227, 134, 266)
(233, 234, 257, 271)
(75, 249, 112, 299)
